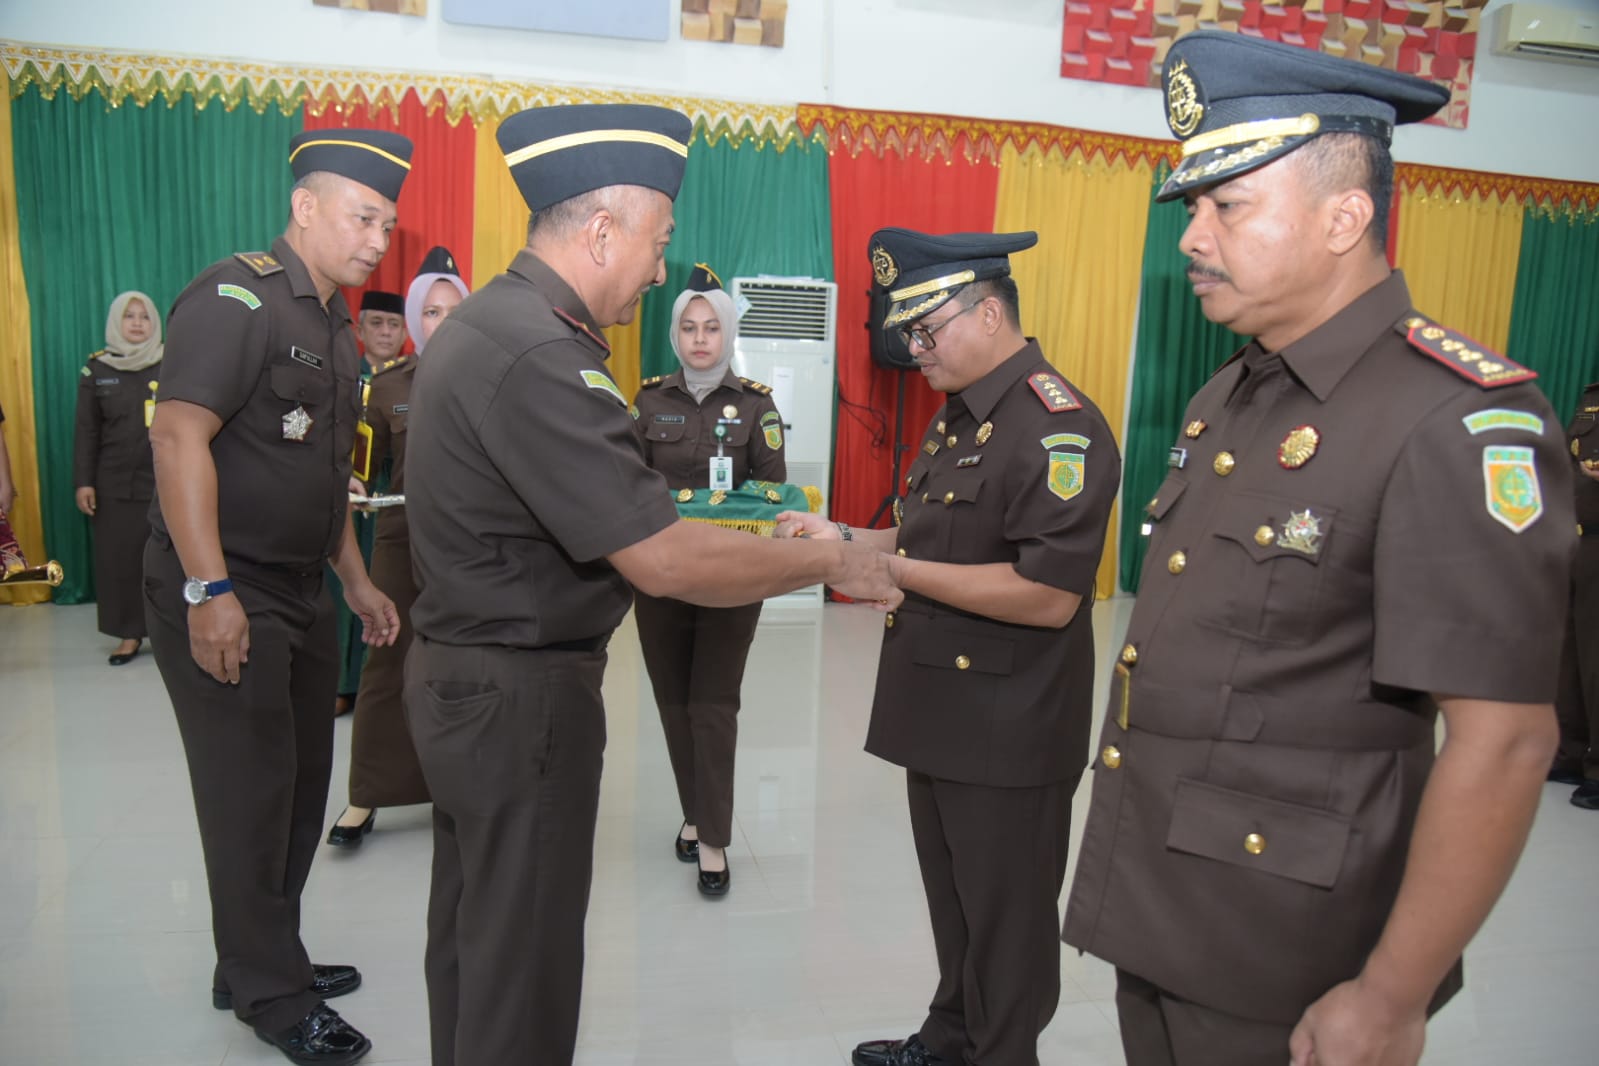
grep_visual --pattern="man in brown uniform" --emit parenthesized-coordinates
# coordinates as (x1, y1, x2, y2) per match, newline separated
(1062, 32, 1571, 1066)
(402, 103, 899, 1066)
(144, 129, 411, 1066)
(633, 262, 787, 894)
(1555, 381, 1599, 808)
(355, 290, 406, 371)
(783, 228, 1121, 1066)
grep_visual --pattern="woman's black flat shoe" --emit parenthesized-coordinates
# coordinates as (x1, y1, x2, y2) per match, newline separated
(675, 822, 699, 863)
(697, 858, 730, 898)
(326, 809, 375, 848)
(108, 641, 141, 666)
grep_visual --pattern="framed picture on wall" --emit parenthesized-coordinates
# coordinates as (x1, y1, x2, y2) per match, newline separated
(442, 0, 671, 41)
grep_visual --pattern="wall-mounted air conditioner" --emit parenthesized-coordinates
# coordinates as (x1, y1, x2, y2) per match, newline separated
(1493, 3, 1599, 65)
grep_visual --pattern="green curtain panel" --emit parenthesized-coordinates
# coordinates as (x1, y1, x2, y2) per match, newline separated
(1505, 205, 1599, 424)
(636, 134, 834, 379)
(1118, 166, 1243, 592)
(11, 87, 301, 602)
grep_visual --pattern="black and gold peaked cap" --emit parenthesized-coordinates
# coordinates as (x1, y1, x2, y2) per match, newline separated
(1157, 30, 1450, 203)
(686, 263, 723, 292)
(497, 104, 694, 214)
(288, 129, 413, 202)
(868, 227, 1038, 328)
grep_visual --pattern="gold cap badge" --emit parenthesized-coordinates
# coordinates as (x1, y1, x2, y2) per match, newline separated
(871, 244, 898, 288)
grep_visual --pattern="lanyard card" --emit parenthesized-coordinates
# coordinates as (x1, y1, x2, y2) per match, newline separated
(709, 455, 734, 492)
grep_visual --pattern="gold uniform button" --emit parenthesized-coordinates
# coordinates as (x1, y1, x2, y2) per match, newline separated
(896, 548, 907, 557)
(944, 491, 955, 505)
(1167, 551, 1186, 575)
(1101, 745, 1122, 770)
(922, 492, 929, 503)
(885, 613, 895, 629)
(1254, 525, 1275, 547)
(1244, 833, 1266, 856)
(1120, 643, 1138, 665)
(946, 435, 957, 448)
(1213, 451, 1236, 476)
(955, 655, 971, 670)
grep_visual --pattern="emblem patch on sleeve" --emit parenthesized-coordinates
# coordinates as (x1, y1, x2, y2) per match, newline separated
(217, 283, 261, 310)
(1041, 433, 1090, 501)
(761, 410, 783, 451)
(1462, 409, 1545, 436)
(579, 369, 626, 407)
(1482, 445, 1543, 532)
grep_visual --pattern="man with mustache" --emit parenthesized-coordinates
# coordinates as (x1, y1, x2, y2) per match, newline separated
(1063, 31, 1573, 1066)
(402, 103, 901, 1066)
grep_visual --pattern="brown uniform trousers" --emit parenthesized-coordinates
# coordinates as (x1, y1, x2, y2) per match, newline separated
(75, 358, 159, 639)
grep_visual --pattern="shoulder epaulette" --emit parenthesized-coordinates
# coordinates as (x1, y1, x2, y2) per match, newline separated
(1027, 370, 1081, 413)
(373, 355, 414, 376)
(233, 251, 283, 277)
(739, 376, 772, 396)
(1399, 314, 1535, 389)
(86, 349, 107, 362)
(640, 375, 665, 389)
(552, 306, 611, 353)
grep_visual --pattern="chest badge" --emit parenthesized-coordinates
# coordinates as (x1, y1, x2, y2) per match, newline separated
(975, 421, 993, 446)
(923, 439, 940, 456)
(893, 496, 904, 527)
(1184, 419, 1207, 439)
(1278, 425, 1320, 469)
(722, 404, 739, 419)
(282, 405, 313, 442)
(1276, 510, 1324, 555)
(957, 455, 982, 468)
(936, 420, 947, 434)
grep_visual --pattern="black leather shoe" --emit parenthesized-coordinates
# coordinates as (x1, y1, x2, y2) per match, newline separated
(1549, 758, 1586, 786)
(697, 854, 730, 898)
(108, 641, 141, 666)
(675, 822, 699, 863)
(326, 810, 375, 848)
(1572, 779, 1599, 810)
(255, 1003, 371, 1066)
(852, 1034, 946, 1066)
(214, 964, 362, 1011)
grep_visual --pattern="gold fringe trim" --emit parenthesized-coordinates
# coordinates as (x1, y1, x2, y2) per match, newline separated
(1396, 163, 1599, 214)
(1, 40, 801, 146)
(681, 516, 776, 536)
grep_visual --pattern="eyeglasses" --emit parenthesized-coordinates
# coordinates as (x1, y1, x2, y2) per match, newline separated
(896, 299, 979, 352)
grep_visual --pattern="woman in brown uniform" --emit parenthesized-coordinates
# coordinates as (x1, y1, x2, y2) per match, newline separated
(632, 264, 785, 895)
(74, 291, 162, 664)
(328, 246, 468, 847)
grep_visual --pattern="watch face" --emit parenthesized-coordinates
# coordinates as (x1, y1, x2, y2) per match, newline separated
(182, 578, 206, 605)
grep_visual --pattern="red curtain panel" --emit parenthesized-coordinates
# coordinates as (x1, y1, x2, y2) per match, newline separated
(826, 138, 1001, 530)
(301, 92, 477, 351)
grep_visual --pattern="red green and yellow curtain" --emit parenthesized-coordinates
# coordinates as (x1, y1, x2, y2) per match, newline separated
(4, 42, 1597, 608)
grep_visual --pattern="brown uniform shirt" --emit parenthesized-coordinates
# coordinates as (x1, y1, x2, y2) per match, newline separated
(1063, 272, 1574, 1024)
(150, 237, 361, 571)
(406, 251, 680, 648)
(632, 369, 787, 489)
(867, 341, 1121, 788)
(1567, 382, 1599, 529)
(365, 355, 415, 542)
(74, 356, 159, 499)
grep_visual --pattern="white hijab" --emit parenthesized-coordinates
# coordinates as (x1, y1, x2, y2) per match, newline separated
(404, 272, 471, 354)
(98, 290, 164, 373)
(669, 288, 739, 403)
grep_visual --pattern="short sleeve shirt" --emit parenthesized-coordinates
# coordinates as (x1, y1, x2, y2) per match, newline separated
(633, 369, 787, 489)
(406, 252, 680, 648)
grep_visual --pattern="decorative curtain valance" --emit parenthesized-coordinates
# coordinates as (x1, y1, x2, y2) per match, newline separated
(1395, 162, 1599, 215)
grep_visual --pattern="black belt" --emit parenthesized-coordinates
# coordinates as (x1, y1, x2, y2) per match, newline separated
(538, 633, 610, 653)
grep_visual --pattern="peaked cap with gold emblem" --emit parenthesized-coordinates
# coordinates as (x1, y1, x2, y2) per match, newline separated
(497, 104, 693, 214)
(1156, 30, 1450, 203)
(288, 128, 413, 202)
(868, 227, 1038, 329)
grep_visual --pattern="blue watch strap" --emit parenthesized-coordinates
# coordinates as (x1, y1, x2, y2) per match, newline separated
(204, 578, 234, 598)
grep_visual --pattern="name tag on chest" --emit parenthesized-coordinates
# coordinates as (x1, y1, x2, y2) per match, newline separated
(290, 346, 325, 370)
(95, 377, 120, 386)
(653, 414, 686, 424)
(393, 404, 408, 414)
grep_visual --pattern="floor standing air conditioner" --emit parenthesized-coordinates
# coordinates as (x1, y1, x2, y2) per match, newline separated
(730, 275, 838, 606)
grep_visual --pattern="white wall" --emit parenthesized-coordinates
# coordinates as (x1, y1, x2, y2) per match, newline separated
(4, 0, 1596, 182)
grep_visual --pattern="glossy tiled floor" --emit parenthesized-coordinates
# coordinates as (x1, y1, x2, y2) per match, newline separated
(2, 597, 1595, 1065)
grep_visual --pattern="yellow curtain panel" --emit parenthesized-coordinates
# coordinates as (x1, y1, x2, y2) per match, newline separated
(470, 115, 642, 400)
(0, 67, 50, 605)
(1393, 185, 1524, 353)
(992, 144, 1153, 602)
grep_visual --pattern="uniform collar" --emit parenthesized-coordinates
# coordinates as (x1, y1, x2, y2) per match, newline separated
(271, 237, 351, 324)
(954, 339, 1044, 423)
(510, 251, 611, 355)
(1272, 271, 1413, 403)
(662, 367, 742, 396)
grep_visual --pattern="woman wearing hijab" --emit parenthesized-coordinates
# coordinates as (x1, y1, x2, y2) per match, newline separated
(74, 291, 162, 664)
(632, 264, 786, 896)
(328, 247, 470, 848)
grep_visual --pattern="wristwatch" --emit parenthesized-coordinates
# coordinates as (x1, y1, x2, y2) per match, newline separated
(182, 576, 234, 606)
(835, 522, 854, 542)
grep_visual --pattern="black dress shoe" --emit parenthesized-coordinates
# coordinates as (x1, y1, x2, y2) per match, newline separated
(853, 1034, 946, 1066)
(214, 963, 362, 1011)
(326, 810, 376, 848)
(697, 854, 730, 898)
(675, 822, 699, 863)
(1573, 779, 1599, 809)
(255, 1003, 371, 1066)
(108, 641, 141, 666)
(1549, 758, 1586, 786)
